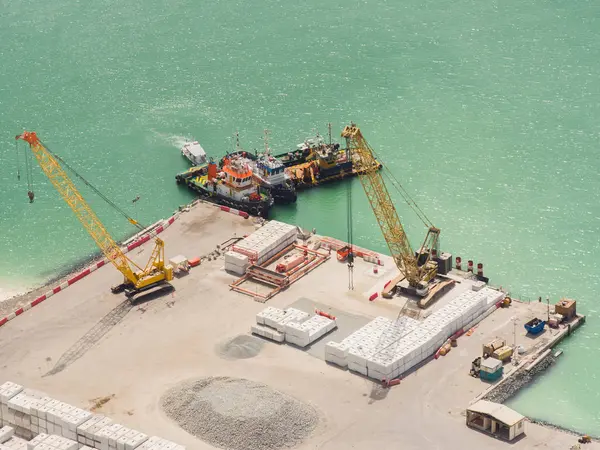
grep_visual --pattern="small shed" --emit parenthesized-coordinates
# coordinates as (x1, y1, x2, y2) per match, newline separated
(467, 400, 525, 441)
(555, 298, 576, 320)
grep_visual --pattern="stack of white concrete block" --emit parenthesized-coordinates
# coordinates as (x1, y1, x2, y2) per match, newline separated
(136, 437, 185, 450)
(26, 434, 78, 450)
(0, 432, 28, 450)
(224, 251, 250, 276)
(226, 220, 297, 274)
(325, 316, 420, 378)
(0, 382, 186, 450)
(324, 287, 506, 380)
(252, 306, 337, 348)
(427, 287, 505, 338)
(271, 308, 310, 333)
(285, 315, 337, 347)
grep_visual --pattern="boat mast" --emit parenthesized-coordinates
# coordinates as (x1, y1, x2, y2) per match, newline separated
(235, 131, 242, 152)
(328, 123, 332, 146)
(263, 129, 271, 156)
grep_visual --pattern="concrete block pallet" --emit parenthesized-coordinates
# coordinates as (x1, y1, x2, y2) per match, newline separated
(0, 382, 185, 450)
(252, 307, 337, 348)
(230, 220, 298, 268)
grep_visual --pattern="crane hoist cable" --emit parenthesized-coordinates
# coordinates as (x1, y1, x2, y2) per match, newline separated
(382, 169, 431, 228)
(24, 142, 35, 202)
(39, 139, 147, 231)
(14, 140, 21, 181)
(367, 143, 434, 228)
(346, 176, 354, 291)
(29, 138, 153, 238)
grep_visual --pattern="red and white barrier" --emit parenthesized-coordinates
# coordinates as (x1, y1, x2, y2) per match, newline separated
(0, 213, 180, 329)
(219, 205, 249, 219)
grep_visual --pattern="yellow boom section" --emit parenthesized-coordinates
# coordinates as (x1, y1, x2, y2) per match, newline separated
(342, 124, 438, 289)
(15, 131, 170, 290)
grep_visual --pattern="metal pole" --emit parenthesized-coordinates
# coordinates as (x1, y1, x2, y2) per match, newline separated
(546, 296, 550, 322)
(512, 317, 518, 366)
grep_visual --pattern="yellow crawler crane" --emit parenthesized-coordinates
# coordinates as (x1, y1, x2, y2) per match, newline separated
(15, 131, 173, 298)
(341, 124, 440, 300)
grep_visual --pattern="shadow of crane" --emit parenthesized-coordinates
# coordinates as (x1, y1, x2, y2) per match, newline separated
(44, 300, 133, 377)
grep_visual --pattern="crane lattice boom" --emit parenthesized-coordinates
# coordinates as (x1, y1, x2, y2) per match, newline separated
(341, 124, 438, 289)
(15, 131, 171, 294)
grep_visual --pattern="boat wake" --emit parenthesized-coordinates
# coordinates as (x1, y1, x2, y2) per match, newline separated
(149, 129, 193, 151)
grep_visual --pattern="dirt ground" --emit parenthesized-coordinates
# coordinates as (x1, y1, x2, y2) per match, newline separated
(0, 202, 593, 450)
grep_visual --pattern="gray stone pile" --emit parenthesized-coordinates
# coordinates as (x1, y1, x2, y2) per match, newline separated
(161, 377, 318, 450)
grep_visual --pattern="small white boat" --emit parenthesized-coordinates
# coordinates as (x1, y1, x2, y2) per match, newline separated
(181, 141, 207, 166)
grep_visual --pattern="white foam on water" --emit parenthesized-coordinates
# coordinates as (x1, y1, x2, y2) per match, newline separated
(148, 129, 195, 151)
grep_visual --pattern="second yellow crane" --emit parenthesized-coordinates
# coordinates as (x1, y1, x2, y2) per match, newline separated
(15, 131, 173, 299)
(341, 124, 442, 302)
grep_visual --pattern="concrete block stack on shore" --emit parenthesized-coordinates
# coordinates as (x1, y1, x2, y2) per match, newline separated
(325, 287, 506, 380)
(0, 382, 185, 450)
(225, 220, 298, 275)
(252, 306, 337, 348)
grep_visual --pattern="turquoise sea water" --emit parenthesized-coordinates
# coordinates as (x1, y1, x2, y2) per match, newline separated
(1, 0, 599, 435)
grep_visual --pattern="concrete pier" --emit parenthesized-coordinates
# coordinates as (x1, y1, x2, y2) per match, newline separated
(0, 201, 593, 450)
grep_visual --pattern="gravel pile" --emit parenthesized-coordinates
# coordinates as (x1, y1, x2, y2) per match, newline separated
(217, 335, 264, 360)
(161, 377, 318, 450)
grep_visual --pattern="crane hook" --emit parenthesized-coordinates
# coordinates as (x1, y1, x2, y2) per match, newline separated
(28, 190, 35, 203)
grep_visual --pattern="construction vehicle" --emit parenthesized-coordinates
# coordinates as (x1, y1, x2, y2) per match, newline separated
(470, 357, 482, 377)
(341, 124, 441, 302)
(15, 131, 173, 299)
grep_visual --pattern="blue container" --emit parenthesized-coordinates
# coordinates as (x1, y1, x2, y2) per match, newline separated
(524, 317, 545, 335)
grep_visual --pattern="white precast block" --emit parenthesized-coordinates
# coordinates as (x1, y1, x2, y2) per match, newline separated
(224, 262, 246, 276)
(33, 444, 53, 450)
(348, 361, 368, 376)
(255, 306, 285, 326)
(368, 367, 394, 381)
(77, 414, 108, 440)
(116, 429, 148, 450)
(324, 341, 349, 359)
(251, 324, 285, 343)
(0, 384, 23, 405)
(224, 251, 249, 266)
(137, 437, 184, 450)
(0, 427, 13, 444)
(26, 433, 48, 450)
(347, 348, 370, 367)
(366, 356, 394, 376)
(324, 352, 348, 368)
(274, 308, 309, 332)
(284, 333, 310, 348)
(136, 436, 162, 450)
(80, 415, 112, 441)
(284, 322, 309, 340)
